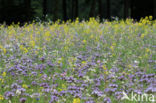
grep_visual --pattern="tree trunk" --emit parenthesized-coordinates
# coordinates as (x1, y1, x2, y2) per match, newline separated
(25, 0, 31, 8)
(43, 0, 47, 19)
(89, 0, 96, 17)
(53, 0, 58, 21)
(63, 0, 67, 21)
(124, 0, 129, 19)
(72, 0, 78, 20)
(130, 0, 134, 18)
(24, 0, 31, 16)
(0, 0, 5, 21)
(72, 0, 74, 20)
(75, 0, 78, 18)
(106, 0, 110, 19)
(154, 0, 156, 19)
(98, 0, 102, 20)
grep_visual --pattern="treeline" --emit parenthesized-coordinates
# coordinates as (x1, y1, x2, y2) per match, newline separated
(0, 0, 156, 24)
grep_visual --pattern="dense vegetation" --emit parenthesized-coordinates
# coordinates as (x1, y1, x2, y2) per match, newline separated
(0, 17, 155, 103)
(0, 0, 156, 24)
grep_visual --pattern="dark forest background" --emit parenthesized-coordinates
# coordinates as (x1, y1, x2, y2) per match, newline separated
(0, 0, 156, 24)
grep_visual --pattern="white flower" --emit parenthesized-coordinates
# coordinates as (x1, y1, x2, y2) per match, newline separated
(16, 89, 21, 95)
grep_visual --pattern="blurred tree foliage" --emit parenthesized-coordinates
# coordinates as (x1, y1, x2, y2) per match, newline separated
(0, 0, 155, 24)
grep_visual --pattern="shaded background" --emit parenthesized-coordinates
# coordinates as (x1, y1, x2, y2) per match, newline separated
(0, 0, 156, 24)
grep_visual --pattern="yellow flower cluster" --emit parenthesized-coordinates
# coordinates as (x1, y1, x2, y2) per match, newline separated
(22, 84, 28, 89)
(20, 45, 28, 54)
(0, 45, 6, 54)
(73, 98, 80, 103)
(2, 72, 6, 77)
(0, 95, 4, 100)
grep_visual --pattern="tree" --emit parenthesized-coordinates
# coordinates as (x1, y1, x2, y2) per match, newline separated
(89, 0, 96, 17)
(24, 0, 31, 9)
(106, 0, 111, 19)
(53, 0, 59, 21)
(62, 0, 67, 21)
(124, 0, 130, 19)
(154, 0, 156, 19)
(75, 0, 78, 18)
(131, 0, 153, 20)
(72, 0, 78, 20)
(43, 0, 48, 19)
(24, 0, 31, 20)
(98, 0, 102, 20)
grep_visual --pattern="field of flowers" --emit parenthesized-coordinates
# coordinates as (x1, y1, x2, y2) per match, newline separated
(0, 17, 155, 103)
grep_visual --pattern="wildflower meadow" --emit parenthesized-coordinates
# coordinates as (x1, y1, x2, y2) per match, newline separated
(0, 17, 155, 103)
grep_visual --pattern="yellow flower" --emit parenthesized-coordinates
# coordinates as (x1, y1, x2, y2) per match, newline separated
(112, 43, 116, 46)
(149, 16, 153, 20)
(128, 64, 132, 68)
(82, 40, 86, 44)
(2, 72, 6, 77)
(102, 65, 107, 70)
(81, 61, 86, 65)
(30, 41, 35, 47)
(145, 48, 150, 53)
(0, 95, 4, 100)
(110, 46, 114, 51)
(22, 84, 28, 89)
(141, 34, 145, 38)
(0, 45, 7, 54)
(90, 35, 94, 39)
(35, 50, 39, 55)
(104, 71, 108, 75)
(58, 88, 62, 91)
(58, 58, 63, 64)
(3, 48, 6, 54)
(20, 45, 28, 53)
(0, 78, 4, 83)
(73, 98, 80, 103)
(64, 46, 68, 50)
(23, 48, 28, 53)
(45, 31, 50, 37)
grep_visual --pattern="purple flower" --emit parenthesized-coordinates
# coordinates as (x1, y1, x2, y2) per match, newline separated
(16, 88, 26, 94)
(74, 92, 82, 98)
(42, 88, 51, 93)
(51, 89, 59, 96)
(11, 83, 21, 89)
(81, 83, 88, 88)
(85, 100, 95, 103)
(134, 89, 142, 94)
(59, 90, 67, 96)
(103, 97, 112, 103)
(31, 81, 38, 86)
(145, 86, 156, 93)
(41, 74, 48, 80)
(104, 88, 116, 95)
(16, 80, 23, 84)
(36, 98, 40, 101)
(109, 84, 118, 88)
(4, 91, 15, 99)
(114, 91, 123, 100)
(31, 72, 37, 76)
(49, 95, 58, 103)
(40, 57, 45, 62)
(78, 72, 84, 78)
(47, 61, 55, 67)
(118, 75, 125, 81)
(40, 82, 49, 88)
(91, 89, 104, 97)
(20, 98, 27, 103)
